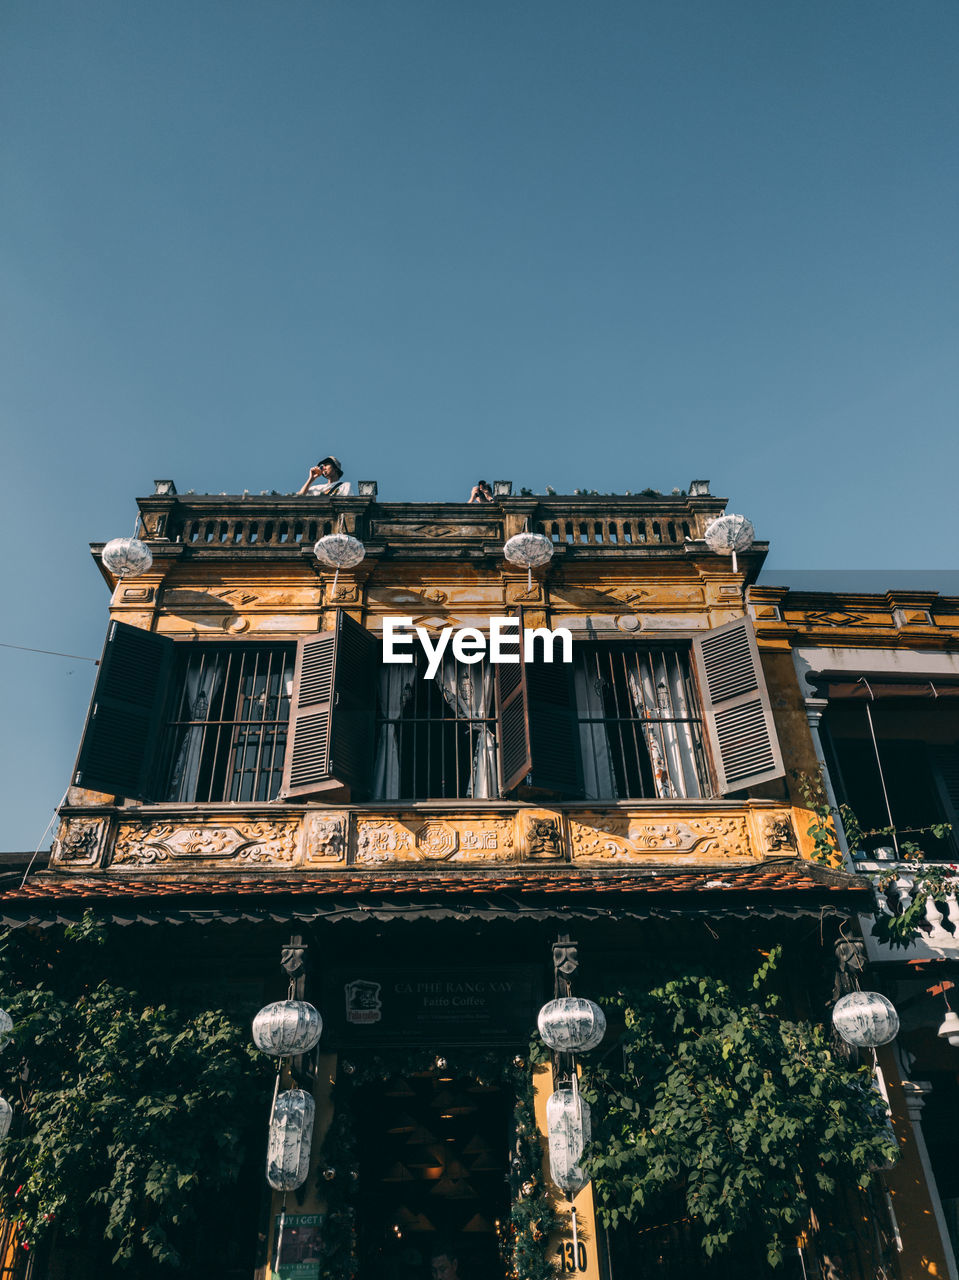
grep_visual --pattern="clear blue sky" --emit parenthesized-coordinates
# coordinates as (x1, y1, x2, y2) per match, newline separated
(2, 1, 957, 848)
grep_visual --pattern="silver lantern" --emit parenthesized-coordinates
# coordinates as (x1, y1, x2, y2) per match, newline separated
(0, 1009, 12, 1051)
(0, 1097, 11, 1143)
(538, 997, 606, 1053)
(101, 537, 153, 578)
(832, 991, 899, 1048)
(266, 1089, 316, 1191)
(546, 1087, 591, 1197)
(252, 1000, 323, 1057)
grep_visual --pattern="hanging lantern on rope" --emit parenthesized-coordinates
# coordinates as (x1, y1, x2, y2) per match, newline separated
(0, 1009, 12, 1051)
(313, 532, 366, 595)
(0, 1097, 11, 1143)
(266, 1089, 316, 1191)
(537, 998, 606, 1053)
(546, 1087, 591, 1197)
(703, 513, 755, 574)
(832, 991, 899, 1048)
(503, 530, 553, 591)
(252, 1000, 323, 1057)
(101, 537, 153, 578)
(937, 1009, 959, 1048)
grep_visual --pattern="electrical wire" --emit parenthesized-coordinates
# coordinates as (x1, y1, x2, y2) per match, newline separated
(0, 642, 97, 663)
(19, 791, 70, 890)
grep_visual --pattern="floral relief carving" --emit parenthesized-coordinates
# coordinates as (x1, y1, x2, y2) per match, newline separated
(52, 818, 105, 866)
(111, 821, 297, 868)
(525, 816, 565, 861)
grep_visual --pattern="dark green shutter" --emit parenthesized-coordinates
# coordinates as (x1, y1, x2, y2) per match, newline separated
(281, 611, 376, 801)
(73, 621, 174, 799)
(692, 617, 785, 794)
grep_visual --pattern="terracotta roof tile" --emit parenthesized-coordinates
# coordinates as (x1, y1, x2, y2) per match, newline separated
(1, 861, 866, 904)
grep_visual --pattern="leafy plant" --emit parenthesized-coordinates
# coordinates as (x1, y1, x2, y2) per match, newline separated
(580, 957, 897, 1268)
(0, 914, 269, 1269)
(792, 769, 842, 865)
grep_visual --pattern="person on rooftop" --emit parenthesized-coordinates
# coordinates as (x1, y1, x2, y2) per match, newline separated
(298, 456, 351, 496)
(468, 479, 493, 503)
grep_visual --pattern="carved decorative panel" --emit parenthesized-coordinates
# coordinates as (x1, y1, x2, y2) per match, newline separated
(51, 817, 107, 868)
(112, 820, 298, 868)
(569, 812, 752, 863)
(303, 813, 348, 864)
(520, 811, 567, 862)
(355, 820, 416, 865)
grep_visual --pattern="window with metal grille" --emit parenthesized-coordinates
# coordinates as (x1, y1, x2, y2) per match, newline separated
(372, 652, 499, 800)
(574, 645, 711, 799)
(158, 645, 295, 803)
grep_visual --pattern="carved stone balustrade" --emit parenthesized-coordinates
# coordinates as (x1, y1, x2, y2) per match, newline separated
(860, 863, 959, 962)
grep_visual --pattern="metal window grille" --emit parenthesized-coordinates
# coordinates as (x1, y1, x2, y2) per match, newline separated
(574, 646, 711, 799)
(159, 645, 294, 803)
(374, 656, 500, 800)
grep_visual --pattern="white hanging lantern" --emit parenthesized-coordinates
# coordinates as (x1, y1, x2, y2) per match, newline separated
(703, 513, 755, 573)
(832, 991, 899, 1048)
(0, 1097, 11, 1143)
(937, 1010, 959, 1048)
(546, 1088, 591, 1197)
(538, 998, 606, 1053)
(503, 531, 553, 590)
(101, 537, 153, 578)
(313, 533, 366, 595)
(252, 1000, 323, 1057)
(266, 1089, 316, 1191)
(0, 1009, 12, 1051)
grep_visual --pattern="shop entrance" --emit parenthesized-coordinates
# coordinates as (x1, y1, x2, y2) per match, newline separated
(353, 1070, 511, 1280)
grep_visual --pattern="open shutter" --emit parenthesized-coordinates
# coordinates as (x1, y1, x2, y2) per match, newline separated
(281, 611, 376, 801)
(73, 621, 174, 799)
(495, 660, 532, 793)
(495, 616, 582, 798)
(691, 617, 785, 794)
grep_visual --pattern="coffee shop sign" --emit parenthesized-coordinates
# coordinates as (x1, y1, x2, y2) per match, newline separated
(382, 616, 572, 679)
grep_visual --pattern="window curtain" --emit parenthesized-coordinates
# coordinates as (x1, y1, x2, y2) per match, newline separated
(573, 661, 619, 800)
(169, 658, 222, 800)
(435, 655, 498, 799)
(372, 663, 417, 800)
(626, 655, 702, 799)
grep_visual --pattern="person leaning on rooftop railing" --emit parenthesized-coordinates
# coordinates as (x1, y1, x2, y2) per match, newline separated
(297, 455, 352, 496)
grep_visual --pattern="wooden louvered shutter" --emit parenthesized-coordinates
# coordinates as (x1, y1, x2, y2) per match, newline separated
(73, 621, 174, 799)
(495, 660, 532, 793)
(281, 611, 377, 801)
(692, 617, 785, 794)
(495, 623, 582, 798)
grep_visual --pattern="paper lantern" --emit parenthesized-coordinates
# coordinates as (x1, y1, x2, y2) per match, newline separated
(266, 1089, 316, 1191)
(538, 998, 606, 1053)
(313, 534, 366, 570)
(0, 1010, 11, 1052)
(938, 1010, 959, 1048)
(101, 537, 153, 578)
(703, 514, 755, 573)
(0, 1097, 11, 1142)
(832, 991, 899, 1048)
(252, 1000, 322, 1057)
(546, 1088, 591, 1197)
